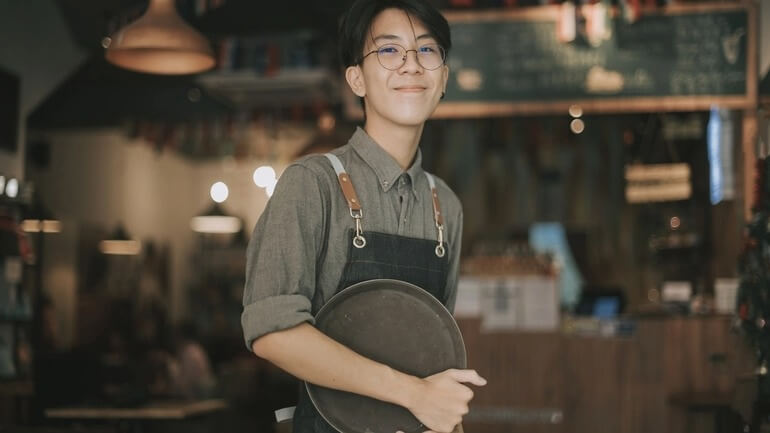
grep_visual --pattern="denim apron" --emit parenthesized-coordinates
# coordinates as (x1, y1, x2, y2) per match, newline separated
(291, 153, 451, 433)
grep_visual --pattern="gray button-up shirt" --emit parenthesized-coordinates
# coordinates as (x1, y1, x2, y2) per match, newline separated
(241, 127, 463, 350)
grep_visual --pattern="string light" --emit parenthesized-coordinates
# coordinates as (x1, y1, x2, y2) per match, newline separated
(253, 166, 278, 197)
(570, 119, 585, 134)
(210, 181, 229, 203)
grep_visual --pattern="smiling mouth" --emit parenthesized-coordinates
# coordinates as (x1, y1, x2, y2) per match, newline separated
(394, 86, 427, 92)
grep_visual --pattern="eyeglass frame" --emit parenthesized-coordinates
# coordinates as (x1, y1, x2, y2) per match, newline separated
(360, 43, 447, 71)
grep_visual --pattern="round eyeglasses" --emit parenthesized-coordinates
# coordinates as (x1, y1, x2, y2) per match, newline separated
(361, 43, 446, 71)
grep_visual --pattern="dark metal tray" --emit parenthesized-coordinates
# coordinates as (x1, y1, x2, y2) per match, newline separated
(306, 279, 466, 433)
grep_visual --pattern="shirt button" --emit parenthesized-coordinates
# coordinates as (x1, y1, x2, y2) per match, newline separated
(383, 181, 389, 187)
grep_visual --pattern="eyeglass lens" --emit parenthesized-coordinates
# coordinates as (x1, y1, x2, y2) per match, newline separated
(376, 44, 445, 70)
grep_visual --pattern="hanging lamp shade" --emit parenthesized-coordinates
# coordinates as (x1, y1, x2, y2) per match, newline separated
(190, 203, 242, 234)
(100, 225, 142, 255)
(104, 0, 215, 75)
(21, 197, 61, 234)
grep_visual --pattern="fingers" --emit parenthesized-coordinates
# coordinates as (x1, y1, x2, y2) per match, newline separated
(447, 369, 487, 386)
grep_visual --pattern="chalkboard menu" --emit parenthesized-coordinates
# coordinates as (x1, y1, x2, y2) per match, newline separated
(435, 4, 754, 116)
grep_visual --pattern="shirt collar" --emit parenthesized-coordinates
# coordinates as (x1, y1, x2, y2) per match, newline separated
(349, 127, 423, 199)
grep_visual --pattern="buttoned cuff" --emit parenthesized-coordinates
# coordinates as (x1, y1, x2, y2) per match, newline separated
(241, 294, 315, 351)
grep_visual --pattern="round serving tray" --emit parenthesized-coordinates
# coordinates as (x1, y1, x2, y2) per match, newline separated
(306, 279, 466, 433)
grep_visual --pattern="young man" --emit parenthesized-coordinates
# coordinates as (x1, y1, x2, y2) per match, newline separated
(241, 1, 486, 432)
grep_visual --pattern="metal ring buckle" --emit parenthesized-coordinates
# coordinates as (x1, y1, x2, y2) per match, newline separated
(352, 208, 366, 249)
(434, 224, 445, 257)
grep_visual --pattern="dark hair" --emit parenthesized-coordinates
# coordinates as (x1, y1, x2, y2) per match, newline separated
(338, 0, 452, 69)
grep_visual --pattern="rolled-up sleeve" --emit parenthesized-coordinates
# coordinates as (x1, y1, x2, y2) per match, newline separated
(241, 163, 327, 351)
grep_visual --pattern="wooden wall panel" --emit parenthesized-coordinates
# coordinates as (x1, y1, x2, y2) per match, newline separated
(459, 319, 564, 433)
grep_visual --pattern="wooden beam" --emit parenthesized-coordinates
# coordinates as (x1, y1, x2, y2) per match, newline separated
(742, 0, 758, 222)
(432, 96, 753, 118)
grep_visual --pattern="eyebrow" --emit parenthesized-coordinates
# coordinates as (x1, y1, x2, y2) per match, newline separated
(372, 33, 436, 43)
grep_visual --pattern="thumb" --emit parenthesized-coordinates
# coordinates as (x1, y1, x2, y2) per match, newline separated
(448, 369, 487, 386)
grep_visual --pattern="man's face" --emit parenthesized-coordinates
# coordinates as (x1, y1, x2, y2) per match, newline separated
(346, 8, 449, 128)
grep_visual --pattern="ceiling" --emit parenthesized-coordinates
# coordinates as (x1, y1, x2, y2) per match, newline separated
(55, 0, 348, 51)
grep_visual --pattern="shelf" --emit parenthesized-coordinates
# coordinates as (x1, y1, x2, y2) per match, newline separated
(45, 398, 227, 420)
(197, 68, 340, 108)
(648, 232, 701, 252)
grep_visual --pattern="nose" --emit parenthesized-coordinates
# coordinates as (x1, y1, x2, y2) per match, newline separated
(398, 49, 423, 73)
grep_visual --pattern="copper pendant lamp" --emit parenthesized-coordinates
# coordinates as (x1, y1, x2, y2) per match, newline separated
(104, 0, 215, 75)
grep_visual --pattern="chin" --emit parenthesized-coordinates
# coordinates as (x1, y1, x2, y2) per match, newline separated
(387, 104, 437, 125)
(366, 94, 439, 126)
(389, 112, 431, 126)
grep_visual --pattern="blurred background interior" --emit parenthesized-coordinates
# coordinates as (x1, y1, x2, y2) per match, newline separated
(0, 0, 769, 432)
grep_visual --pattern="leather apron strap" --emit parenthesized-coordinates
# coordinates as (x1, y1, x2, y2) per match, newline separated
(325, 153, 366, 248)
(325, 153, 446, 257)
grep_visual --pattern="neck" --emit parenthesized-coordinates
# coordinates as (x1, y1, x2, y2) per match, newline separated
(363, 118, 424, 170)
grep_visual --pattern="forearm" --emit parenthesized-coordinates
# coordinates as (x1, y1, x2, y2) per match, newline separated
(251, 322, 420, 409)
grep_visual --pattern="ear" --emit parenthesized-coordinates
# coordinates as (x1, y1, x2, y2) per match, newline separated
(345, 65, 366, 97)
